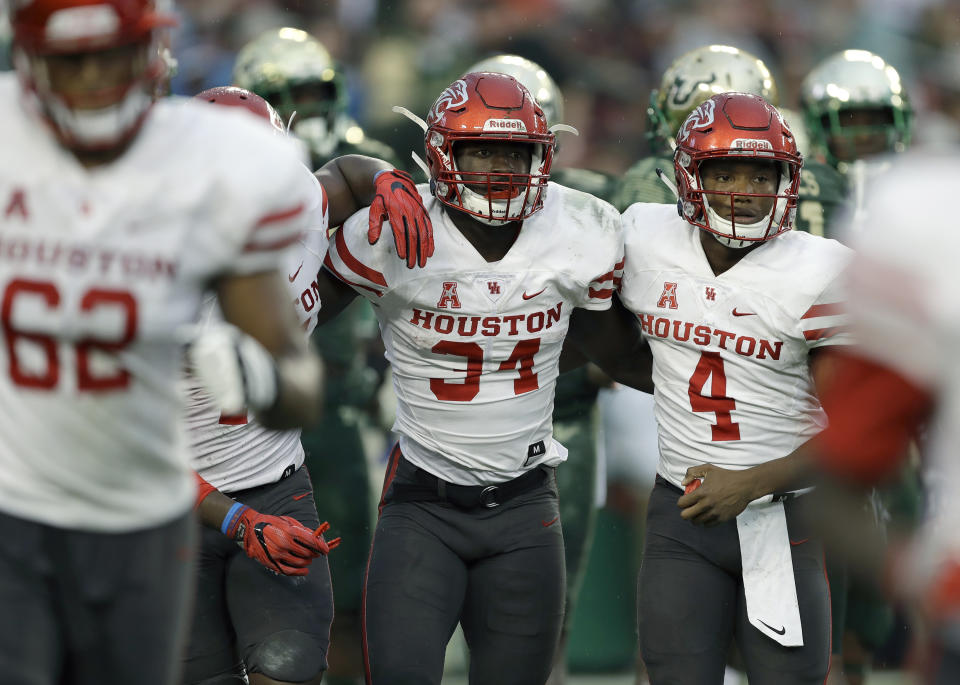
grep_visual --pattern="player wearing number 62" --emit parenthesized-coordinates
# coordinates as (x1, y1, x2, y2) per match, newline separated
(313, 71, 649, 684)
(618, 92, 851, 684)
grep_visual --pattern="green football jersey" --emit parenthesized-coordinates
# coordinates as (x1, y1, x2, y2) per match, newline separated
(610, 155, 676, 211)
(794, 159, 848, 238)
(550, 167, 618, 204)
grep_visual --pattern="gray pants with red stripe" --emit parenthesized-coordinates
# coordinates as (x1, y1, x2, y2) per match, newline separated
(638, 476, 831, 684)
(363, 447, 566, 684)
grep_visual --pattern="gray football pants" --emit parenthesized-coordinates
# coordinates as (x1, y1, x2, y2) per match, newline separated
(638, 476, 831, 685)
(362, 449, 566, 685)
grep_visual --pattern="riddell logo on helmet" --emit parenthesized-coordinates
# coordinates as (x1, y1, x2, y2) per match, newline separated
(732, 138, 773, 151)
(483, 119, 527, 132)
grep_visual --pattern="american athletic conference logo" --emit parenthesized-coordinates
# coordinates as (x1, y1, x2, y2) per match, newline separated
(429, 80, 469, 123)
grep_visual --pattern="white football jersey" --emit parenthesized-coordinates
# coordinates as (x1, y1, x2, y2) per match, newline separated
(619, 203, 853, 489)
(187, 174, 329, 493)
(325, 182, 623, 485)
(0, 75, 316, 531)
(841, 152, 960, 585)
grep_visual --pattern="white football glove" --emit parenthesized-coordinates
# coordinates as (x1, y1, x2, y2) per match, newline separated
(187, 324, 278, 416)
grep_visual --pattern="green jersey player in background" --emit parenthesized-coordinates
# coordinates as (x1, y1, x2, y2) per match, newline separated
(233, 27, 403, 172)
(801, 48, 919, 685)
(611, 44, 848, 239)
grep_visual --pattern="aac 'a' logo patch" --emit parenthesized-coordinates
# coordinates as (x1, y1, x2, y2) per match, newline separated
(657, 282, 679, 309)
(437, 281, 461, 309)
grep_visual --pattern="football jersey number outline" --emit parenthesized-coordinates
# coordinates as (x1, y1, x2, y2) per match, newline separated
(688, 351, 741, 441)
(430, 338, 541, 401)
(1, 278, 138, 391)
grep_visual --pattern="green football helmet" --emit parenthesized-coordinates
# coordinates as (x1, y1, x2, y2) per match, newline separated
(800, 49, 912, 169)
(465, 54, 564, 126)
(648, 45, 778, 152)
(232, 27, 347, 141)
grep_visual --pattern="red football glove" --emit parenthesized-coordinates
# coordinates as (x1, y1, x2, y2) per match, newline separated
(368, 169, 435, 269)
(226, 505, 340, 576)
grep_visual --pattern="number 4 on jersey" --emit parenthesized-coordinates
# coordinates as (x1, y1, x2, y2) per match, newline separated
(688, 351, 741, 441)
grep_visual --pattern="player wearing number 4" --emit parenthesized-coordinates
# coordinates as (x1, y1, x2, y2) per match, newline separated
(312, 71, 648, 684)
(617, 93, 851, 684)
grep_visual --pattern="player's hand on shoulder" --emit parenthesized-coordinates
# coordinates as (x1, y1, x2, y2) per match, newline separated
(367, 169, 434, 269)
(678, 464, 755, 526)
(227, 505, 340, 576)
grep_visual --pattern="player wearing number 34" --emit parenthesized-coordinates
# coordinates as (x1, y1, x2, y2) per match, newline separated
(313, 71, 649, 684)
(618, 92, 851, 684)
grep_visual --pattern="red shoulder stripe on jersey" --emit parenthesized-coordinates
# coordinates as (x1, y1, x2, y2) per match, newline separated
(803, 325, 848, 341)
(243, 231, 302, 253)
(320, 186, 329, 218)
(254, 203, 305, 230)
(594, 257, 627, 283)
(801, 303, 845, 319)
(588, 287, 614, 299)
(335, 229, 388, 287)
(323, 254, 384, 298)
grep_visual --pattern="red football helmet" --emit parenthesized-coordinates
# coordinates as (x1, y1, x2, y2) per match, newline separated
(11, 0, 177, 152)
(674, 92, 802, 247)
(425, 72, 555, 224)
(194, 86, 286, 136)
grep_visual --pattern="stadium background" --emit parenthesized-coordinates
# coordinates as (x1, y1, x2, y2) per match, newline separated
(103, 1, 960, 683)
(3, 1, 956, 683)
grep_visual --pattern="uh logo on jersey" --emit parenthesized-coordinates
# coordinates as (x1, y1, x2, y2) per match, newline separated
(436, 275, 514, 308)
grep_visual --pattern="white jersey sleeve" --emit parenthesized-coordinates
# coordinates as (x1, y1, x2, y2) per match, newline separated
(188, 167, 330, 492)
(620, 203, 852, 488)
(324, 183, 622, 484)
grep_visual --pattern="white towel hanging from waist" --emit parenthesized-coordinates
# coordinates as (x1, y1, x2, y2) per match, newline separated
(736, 499, 804, 647)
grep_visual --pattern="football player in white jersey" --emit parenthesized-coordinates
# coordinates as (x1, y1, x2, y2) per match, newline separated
(183, 87, 435, 685)
(616, 93, 851, 684)
(312, 72, 647, 684)
(0, 3, 425, 684)
(804, 152, 957, 682)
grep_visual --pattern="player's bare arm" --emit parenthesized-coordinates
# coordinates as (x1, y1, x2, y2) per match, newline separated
(562, 297, 655, 393)
(317, 154, 434, 268)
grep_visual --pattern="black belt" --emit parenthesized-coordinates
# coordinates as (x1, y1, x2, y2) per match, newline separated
(390, 458, 550, 510)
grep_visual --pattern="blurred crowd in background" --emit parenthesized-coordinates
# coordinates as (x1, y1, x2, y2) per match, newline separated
(158, 0, 960, 176)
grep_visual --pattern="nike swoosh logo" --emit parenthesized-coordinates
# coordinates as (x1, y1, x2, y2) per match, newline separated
(541, 515, 559, 527)
(731, 308, 756, 317)
(522, 288, 546, 300)
(758, 619, 786, 635)
(288, 263, 304, 282)
(292, 492, 312, 501)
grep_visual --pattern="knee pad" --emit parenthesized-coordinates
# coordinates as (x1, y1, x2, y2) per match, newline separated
(244, 629, 327, 682)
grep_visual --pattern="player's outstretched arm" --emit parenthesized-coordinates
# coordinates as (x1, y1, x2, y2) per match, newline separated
(209, 271, 324, 430)
(562, 297, 654, 393)
(195, 473, 339, 576)
(317, 154, 434, 268)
